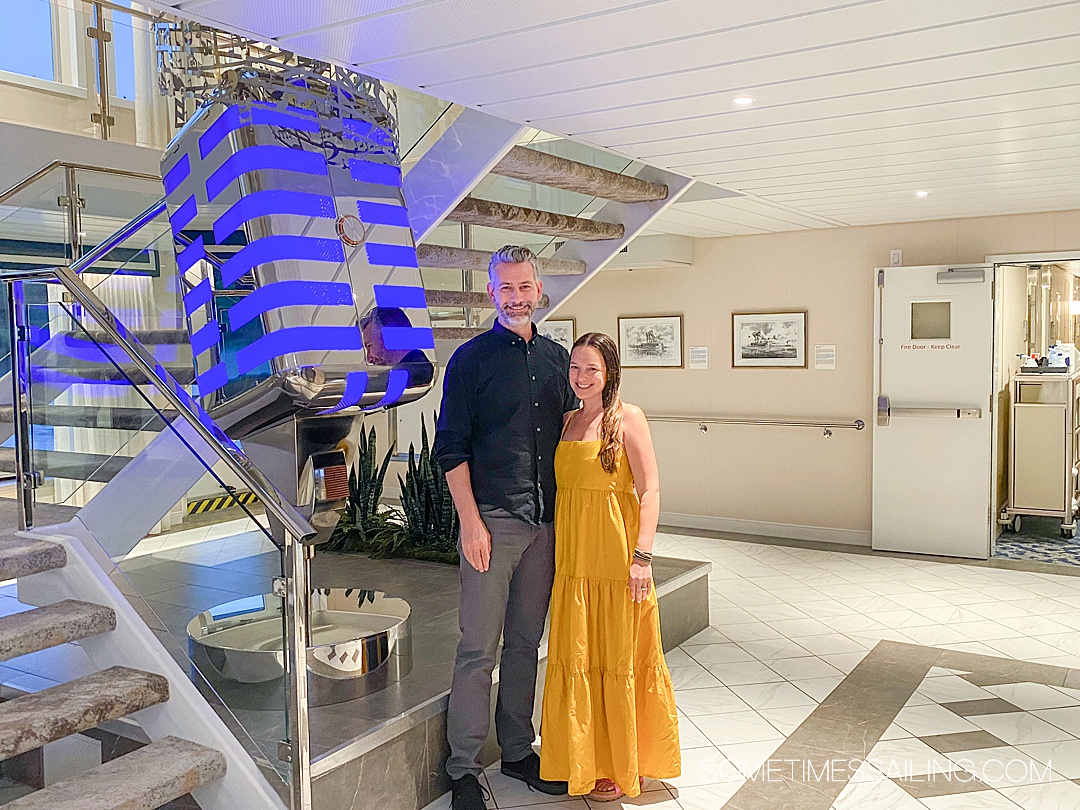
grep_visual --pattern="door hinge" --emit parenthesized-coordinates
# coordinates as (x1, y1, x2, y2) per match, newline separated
(877, 269, 886, 288)
(57, 195, 86, 209)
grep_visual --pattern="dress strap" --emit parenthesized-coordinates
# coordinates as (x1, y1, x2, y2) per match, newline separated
(560, 408, 580, 440)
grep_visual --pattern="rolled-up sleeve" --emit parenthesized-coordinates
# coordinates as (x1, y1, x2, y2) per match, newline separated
(433, 353, 473, 474)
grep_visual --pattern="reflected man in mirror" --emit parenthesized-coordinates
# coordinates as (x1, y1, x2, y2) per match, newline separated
(359, 306, 435, 387)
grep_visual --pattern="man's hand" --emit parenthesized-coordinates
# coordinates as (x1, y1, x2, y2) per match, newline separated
(461, 516, 492, 572)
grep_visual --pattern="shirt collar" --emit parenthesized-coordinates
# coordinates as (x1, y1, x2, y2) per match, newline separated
(492, 319, 537, 345)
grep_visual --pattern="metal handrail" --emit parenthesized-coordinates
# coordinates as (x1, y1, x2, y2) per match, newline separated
(2, 265, 315, 541)
(650, 414, 866, 431)
(0, 160, 160, 206)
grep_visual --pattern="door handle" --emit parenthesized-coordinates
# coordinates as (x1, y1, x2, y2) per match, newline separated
(878, 396, 981, 426)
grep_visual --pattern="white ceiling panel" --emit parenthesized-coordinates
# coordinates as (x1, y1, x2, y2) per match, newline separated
(147, 0, 1080, 234)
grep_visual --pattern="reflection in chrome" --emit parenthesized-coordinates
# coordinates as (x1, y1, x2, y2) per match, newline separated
(187, 589, 411, 707)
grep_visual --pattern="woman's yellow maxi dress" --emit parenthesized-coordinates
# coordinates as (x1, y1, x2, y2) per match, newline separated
(539, 438, 681, 798)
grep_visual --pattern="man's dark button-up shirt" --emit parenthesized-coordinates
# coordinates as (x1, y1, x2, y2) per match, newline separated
(433, 321, 577, 525)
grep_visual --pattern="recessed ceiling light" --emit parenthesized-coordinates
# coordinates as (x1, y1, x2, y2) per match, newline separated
(915, 190, 930, 197)
(732, 96, 755, 106)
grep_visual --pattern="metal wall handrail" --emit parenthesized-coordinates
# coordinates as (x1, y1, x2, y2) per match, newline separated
(650, 414, 867, 431)
(0, 160, 161, 207)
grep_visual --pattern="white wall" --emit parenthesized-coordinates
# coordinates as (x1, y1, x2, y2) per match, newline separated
(555, 208, 1080, 546)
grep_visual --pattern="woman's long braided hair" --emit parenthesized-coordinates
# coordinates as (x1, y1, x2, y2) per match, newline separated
(573, 332, 623, 474)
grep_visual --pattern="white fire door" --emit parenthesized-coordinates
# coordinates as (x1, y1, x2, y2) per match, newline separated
(872, 265, 995, 559)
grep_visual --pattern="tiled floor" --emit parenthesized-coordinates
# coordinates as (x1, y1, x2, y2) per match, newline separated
(422, 530, 1080, 810)
(995, 515, 1080, 566)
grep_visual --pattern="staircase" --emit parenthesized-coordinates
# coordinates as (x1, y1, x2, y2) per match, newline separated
(0, 534, 227, 808)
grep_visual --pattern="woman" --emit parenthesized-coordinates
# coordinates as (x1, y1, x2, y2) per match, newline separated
(539, 332, 680, 801)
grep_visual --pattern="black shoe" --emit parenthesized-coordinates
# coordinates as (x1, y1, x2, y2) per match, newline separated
(501, 752, 568, 796)
(451, 774, 489, 810)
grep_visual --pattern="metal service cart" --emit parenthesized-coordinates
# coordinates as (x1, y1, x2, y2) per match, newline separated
(999, 370, 1080, 538)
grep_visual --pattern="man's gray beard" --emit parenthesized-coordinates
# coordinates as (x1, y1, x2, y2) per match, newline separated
(499, 304, 534, 325)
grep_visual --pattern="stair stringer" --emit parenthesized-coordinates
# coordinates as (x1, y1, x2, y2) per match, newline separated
(14, 525, 288, 810)
(535, 165, 695, 323)
(403, 106, 528, 244)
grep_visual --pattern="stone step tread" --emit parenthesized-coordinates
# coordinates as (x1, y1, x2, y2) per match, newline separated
(415, 243, 586, 276)
(445, 197, 624, 242)
(492, 145, 669, 204)
(0, 405, 174, 430)
(0, 666, 170, 760)
(0, 448, 132, 484)
(0, 600, 116, 664)
(433, 327, 488, 341)
(5, 735, 226, 810)
(47, 366, 195, 386)
(0, 536, 66, 581)
(79, 329, 189, 345)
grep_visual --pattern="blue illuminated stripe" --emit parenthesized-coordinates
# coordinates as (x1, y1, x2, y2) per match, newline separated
(200, 105, 321, 159)
(365, 243, 418, 268)
(213, 190, 335, 242)
(176, 236, 206, 273)
(170, 196, 198, 232)
(197, 363, 229, 394)
(343, 118, 393, 147)
(220, 235, 345, 288)
(235, 326, 364, 375)
(382, 326, 435, 351)
(375, 368, 410, 408)
(228, 280, 353, 330)
(318, 371, 369, 415)
(355, 200, 409, 228)
(163, 154, 190, 195)
(190, 320, 221, 355)
(206, 146, 328, 201)
(348, 160, 401, 187)
(184, 279, 213, 316)
(373, 284, 427, 310)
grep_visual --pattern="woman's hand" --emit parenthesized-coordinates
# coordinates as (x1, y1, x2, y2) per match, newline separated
(629, 561, 653, 603)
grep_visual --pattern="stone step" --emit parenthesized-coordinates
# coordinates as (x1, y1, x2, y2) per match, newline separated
(425, 289, 550, 309)
(491, 145, 669, 204)
(433, 327, 488, 341)
(0, 537, 66, 581)
(5, 735, 226, 810)
(415, 243, 586, 276)
(445, 197, 625, 242)
(0, 405, 173, 430)
(0, 666, 170, 760)
(46, 365, 196, 386)
(0, 448, 131, 484)
(0, 600, 116, 664)
(79, 329, 189, 346)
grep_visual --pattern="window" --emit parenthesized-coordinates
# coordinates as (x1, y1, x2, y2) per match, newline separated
(0, 0, 55, 82)
(911, 301, 951, 340)
(111, 6, 136, 101)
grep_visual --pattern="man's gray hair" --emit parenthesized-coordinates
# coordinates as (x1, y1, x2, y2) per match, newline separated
(488, 245, 539, 282)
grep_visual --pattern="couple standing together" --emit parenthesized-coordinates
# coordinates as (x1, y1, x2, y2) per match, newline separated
(433, 245, 681, 808)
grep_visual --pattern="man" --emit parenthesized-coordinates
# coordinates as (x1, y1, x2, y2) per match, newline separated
(434, 245, 577, 810)
(360, 305, 435, 387)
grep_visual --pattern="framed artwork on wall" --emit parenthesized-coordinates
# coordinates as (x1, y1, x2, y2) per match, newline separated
(618, 315, 683, 367)
(539, 318, 576, 351)
(731, 311, 807, 368)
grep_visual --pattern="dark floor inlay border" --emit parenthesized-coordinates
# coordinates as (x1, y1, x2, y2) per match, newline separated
(942, 698, 1023, 717)
(719, 641, 1080, 810)
(892, 771, 991, 799)
(919, 730, 1008, 754)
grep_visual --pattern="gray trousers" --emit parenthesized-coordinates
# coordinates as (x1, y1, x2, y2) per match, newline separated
(445, 510, 556, 779)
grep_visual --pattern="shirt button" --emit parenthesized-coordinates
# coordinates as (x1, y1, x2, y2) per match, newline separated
(536, 427, 541, 432)
(534, 402, 539, 407)
(532, 376, 536, 381)
(537, 455, 542, 460)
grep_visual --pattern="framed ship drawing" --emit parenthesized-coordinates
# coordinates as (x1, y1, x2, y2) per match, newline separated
(618, 315, 683, 368)
(731, 311, 807, 368)
(539, 318, 576, 351)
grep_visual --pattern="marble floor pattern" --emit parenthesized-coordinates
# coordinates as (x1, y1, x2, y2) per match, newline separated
(421, 530, 1080, 810)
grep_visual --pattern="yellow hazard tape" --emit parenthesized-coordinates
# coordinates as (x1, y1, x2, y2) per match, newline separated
(186, 491, 259, 515)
